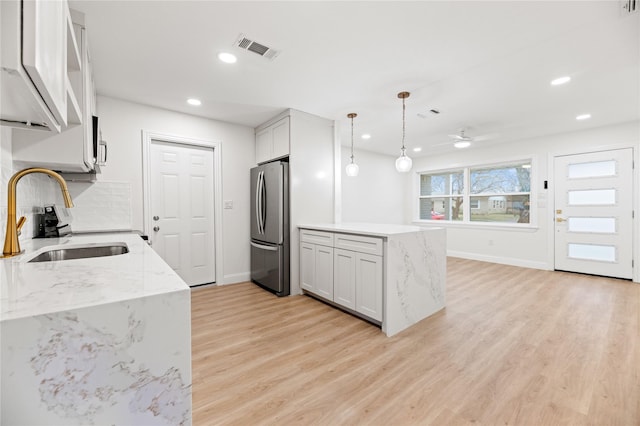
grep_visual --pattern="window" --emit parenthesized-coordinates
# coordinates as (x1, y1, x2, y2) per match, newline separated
(419, 170, 464, 221)
(418, 161, 532, 224)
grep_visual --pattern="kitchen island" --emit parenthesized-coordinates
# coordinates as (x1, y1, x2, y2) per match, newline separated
(299, 223, 446, 337)
(0, 233, 191, 425)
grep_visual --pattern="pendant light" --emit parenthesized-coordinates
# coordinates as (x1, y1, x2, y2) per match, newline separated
(395, 91, 412, 173)
(345, 113, 359, 177)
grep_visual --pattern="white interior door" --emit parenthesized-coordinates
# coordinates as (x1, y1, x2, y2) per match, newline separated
(554, 148, 633, 279)
(150, 140, 216, 286)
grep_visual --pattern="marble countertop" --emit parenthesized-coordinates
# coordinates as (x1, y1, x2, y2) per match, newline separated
(298, 222, 443, 237)
(1, 232, 189, 322)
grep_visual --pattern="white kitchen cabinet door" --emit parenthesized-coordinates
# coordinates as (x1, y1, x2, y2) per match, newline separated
(11, 19, 97, 172)
(255, 116, 290, 164)
(355, 253, 383, 321)
(271, 116, 290, 159)
(314, 245, 334, 300)
(300, 242, 316, 292)
(22, 0, 68, 127)
(255, 126, 271, 164)
(333, 248, 356, 310)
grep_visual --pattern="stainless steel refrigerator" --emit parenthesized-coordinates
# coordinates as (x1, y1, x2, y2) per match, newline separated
(250, 161, 289, 296)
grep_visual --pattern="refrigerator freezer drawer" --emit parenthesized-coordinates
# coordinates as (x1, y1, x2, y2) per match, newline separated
(251, 241, 284, 295)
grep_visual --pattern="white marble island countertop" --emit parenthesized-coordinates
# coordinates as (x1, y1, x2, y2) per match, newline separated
(1, 232, 192, 425)
(298, 222, 441, 238)
(0, 232, 189, 322)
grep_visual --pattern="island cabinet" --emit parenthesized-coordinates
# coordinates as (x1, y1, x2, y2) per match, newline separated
(300, 229, 334, 299)
(299, 223, 447, 337)
(300, 229, 383, 323)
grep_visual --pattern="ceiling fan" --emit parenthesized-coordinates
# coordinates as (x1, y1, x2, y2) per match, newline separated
(445, 129, 497, 149)
(448, 130, 473, 148)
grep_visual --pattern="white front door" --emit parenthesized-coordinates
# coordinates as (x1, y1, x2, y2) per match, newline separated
(554, 148, 633, 279)
(149, 140, 216, 286)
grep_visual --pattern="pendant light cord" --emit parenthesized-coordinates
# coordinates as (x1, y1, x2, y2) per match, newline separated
(401, 97, 406, 153)
(347, 113, 357, 164)
(350, 115, 355, 163)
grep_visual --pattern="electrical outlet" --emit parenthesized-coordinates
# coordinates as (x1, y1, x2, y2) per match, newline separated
(224, 200, 233, 209)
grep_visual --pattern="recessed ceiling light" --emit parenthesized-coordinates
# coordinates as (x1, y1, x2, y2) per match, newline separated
(187, 98, 201, 106)
(454, 141, 471, 149)
(576, 113, 591, 120)
(413, 147, 422, 152)
(218, 52, 237, 64)
(361, 134, 371, 140)
(551, 76, 571, 86)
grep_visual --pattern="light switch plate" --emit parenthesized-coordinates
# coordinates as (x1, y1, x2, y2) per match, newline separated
(224, 200, 233, 209)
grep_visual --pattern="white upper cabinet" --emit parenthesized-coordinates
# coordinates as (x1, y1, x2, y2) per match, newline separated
(255, 116, 290, 164)
(21, 0, 68, 127)
(11, 9, 100, 173)
(1, 0, 81, 133)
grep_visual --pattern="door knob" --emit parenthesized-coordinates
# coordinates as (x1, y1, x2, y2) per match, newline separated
(153, 216, 159, 221)
(153, 226, 160, 232)
(556, 218, 566, 223)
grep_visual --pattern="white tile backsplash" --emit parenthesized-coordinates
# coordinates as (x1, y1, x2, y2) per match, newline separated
(65, 181, 132, 232)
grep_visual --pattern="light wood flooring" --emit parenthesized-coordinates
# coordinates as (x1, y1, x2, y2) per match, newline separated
(191, 258, 640, 425)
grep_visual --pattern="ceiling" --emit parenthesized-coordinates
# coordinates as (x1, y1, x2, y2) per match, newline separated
(68, 1, 640, 157)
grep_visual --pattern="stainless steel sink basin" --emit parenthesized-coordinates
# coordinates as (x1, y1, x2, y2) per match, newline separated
(27, 243, 129, 263)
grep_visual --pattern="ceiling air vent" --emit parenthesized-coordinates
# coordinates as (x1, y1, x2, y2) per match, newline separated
(235, 34, 280, 60)
(621, 0, 638, 14)
(417, 108, 442, 119)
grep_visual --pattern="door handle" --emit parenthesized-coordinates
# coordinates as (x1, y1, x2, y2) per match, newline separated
(260, 171, 267, 234)
(556, 218, 566, 223)
(256, 171, 264, 234)
(250, 241, 278, 251)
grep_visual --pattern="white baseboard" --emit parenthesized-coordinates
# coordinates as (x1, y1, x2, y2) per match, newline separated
(222, 272, 251, 285)
(447, 250, 550, 271)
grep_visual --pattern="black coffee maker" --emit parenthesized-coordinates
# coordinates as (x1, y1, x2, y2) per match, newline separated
(35, 205, 72, 238)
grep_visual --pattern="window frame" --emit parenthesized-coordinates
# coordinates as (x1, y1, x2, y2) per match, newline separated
(418, 169, 465, 222)
(415, 158, 536, 228)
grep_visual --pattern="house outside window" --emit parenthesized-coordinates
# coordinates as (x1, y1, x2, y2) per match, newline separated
(418, 161, 532, 224)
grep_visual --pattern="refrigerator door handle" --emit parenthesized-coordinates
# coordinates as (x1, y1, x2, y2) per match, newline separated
(250, 241, 278, 252)
(257, 171, 264, 234)
(255, 170, 261, 234)
(260, 171, 267, 235)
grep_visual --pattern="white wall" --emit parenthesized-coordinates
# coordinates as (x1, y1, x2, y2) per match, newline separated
(409, 121, 640, 277)
(96, 96, 255, 284)
(340, 147, 405, 224)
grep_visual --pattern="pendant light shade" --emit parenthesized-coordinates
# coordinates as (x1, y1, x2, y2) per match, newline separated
(395, 91, 412, 173)
(346, 113, 359, 177)
(346, 162, 359, 177)
(395, 150, 412, 172)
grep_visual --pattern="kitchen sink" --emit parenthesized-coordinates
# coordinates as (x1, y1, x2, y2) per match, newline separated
(27, 243, 129, 263)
